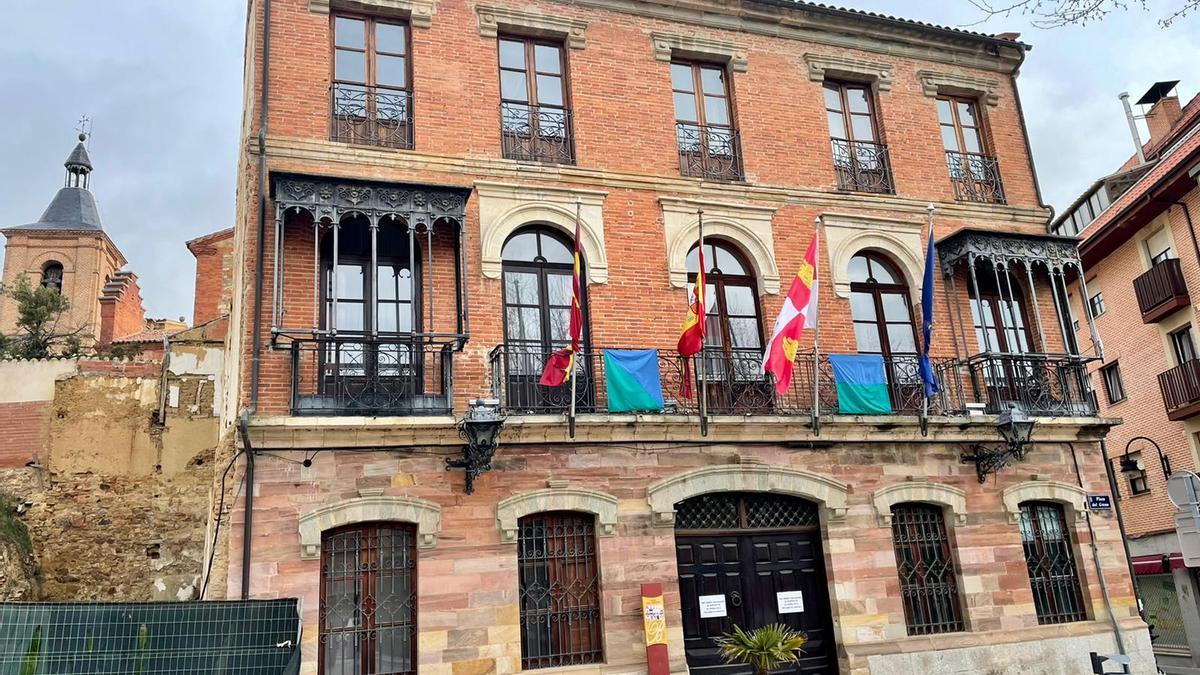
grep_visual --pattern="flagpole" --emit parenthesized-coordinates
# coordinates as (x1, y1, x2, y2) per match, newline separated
(697, 208, 708, 438)
(812, 216, 822, 435)
(923, 204, 935, 433)
(569, 197, 581, 439)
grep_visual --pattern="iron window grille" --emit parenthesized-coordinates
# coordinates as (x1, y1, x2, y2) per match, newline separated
(319, 523, 417, 675)
(890, 504, 965, 635)
(1018, 502, 1087, 624)
(674, 492, 819, 531)
(518, 512, 604, 669)
(1101, 362, 1125, 404)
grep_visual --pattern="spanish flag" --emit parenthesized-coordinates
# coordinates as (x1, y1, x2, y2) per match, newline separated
(539, 213, 584, 387)
(763, 234, 818, 394)
(676, 244, 706, 400)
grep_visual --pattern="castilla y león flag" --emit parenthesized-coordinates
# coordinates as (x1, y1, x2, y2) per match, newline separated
(762, 235, 818, 394)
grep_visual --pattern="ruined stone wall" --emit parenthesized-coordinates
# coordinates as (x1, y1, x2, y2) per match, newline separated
(0, 351, 221, 601)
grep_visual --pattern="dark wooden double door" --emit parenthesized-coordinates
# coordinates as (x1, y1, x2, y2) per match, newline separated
(674, 494, 837, 675)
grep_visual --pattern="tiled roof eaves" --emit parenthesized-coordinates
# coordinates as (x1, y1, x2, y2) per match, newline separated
(1079, 128, 1200, 244)
(759, 0, 1031, 48)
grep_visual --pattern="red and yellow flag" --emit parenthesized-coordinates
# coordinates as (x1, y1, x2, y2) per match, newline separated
(539, 217, 584, 387)
(763, 235, 818, 394)
(676, 245, 707, 400)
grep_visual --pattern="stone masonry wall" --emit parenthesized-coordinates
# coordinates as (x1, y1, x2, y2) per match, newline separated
(228, 436, 1152, 675)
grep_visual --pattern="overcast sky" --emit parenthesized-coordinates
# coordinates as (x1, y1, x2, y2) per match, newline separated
(0, 2, 1196, 321)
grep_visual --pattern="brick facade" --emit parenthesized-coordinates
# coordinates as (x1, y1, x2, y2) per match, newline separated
(187, 228, 236, 325)
(223, 0, 1152, 673)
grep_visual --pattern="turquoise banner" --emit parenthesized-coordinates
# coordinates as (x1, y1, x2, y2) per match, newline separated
(828, 354, 892, 415)
(604, 349, 665, 413)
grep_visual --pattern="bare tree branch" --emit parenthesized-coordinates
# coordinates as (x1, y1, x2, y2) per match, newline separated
(966, 0, 1195, 28)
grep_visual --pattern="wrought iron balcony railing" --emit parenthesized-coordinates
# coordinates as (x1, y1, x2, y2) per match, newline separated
(1159, 358, 1200, 421)
(1134, 258, 1190, 323)
(957, 352, 1095, 417)
(489, 344, 975, 417)
(288, 334, 452, 416)
(945, 151, 1006, 204)
(500, 103, 574, 164)
(675, 123, 743, 181)
(330, 84, 413, 150)
(830, 138, 894, 194)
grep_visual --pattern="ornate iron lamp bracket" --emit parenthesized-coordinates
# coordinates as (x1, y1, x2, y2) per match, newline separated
(961, 444, 1017, 483)
(446, 399, 506, 495)
(960, 403, 1035, 483)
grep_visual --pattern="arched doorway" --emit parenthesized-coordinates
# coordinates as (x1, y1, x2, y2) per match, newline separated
(674, 492, 838, 674)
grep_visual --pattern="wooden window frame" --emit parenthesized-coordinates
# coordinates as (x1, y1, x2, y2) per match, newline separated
(517, 511, 604, 669)
(824, 80, 880, 143)
(1170, 325, 1197, 365)
(671, 60, 737, 132)
(497, 35, 574, 163)
(686, 240, 764, 356)
(500, 227, 590, 354)
(331, 13, 412, 94)
(1124, 452, 1150, 495)
(849, 252, 917, 359)
(937, 95, 990, 156)
(1087, 291, 1105, 317)
(1100, 362, 1125, 404)
(319, 522, 418, 675)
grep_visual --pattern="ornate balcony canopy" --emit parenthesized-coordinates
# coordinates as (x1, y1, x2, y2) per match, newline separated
(272, 175, 469, 229)
(935, 228, 1082, 275)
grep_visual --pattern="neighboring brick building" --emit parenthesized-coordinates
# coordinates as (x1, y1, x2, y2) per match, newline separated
(1063, 81, 1200, 671)
(187, 227, 236, 325)
(220, 1, 1152, 674)
(0, 135, 147, 349)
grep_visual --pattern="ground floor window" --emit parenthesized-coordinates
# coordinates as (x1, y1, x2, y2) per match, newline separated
(518, 511, 603, 669)
(891, 503, 964, 635)
(1018, 502, 1087, 624)
(320, 523, 417, 675)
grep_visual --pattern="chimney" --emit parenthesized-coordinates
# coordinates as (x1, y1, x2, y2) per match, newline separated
(1146, 96, 1184, 145)
(1119, 92, 1146, 165)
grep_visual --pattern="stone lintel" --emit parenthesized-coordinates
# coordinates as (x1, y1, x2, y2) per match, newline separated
(496, 487, 619, 543)
(476, 5, 588, 49)
(651, 32, 748, 72)
(309, 0, 434, 28)
(804, 53, 893, 91)
(918, 70, 1001, 106)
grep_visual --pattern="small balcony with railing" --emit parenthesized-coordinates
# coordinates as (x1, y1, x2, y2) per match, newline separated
(675, 123, 743, 181)
(330, 83, 414, 150)
(265, 174, 471, 418)
(1159, 359, 1200, 420)
(500, 103, 574, 164)
(830, 138, 894, 194)
(1134, 258, 1190, 323)
(945, 151, 1006, 204)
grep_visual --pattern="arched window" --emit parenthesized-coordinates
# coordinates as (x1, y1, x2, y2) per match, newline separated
(502, 227, 584, 351)
(890, 503, 964, 635)
(41, 262, 64, 292)
(1018, 501, 1086, 624)
(500, 227, 592, 411)
(848, 252, 917, 357)
(518, 511, 603, 669)
(319, 522, 417, 675)
(968, 263, 1031, 354)
(685, 241, 766, 410)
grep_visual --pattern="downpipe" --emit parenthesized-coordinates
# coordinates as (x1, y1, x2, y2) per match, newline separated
(1069, 442, 1128, 658)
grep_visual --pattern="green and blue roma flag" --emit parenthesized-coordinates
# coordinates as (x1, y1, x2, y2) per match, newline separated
(828, 354, 892, 415)
(603, 349, 665, 413)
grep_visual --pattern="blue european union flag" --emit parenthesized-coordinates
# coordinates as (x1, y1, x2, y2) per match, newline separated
(919, 226, 940, 397)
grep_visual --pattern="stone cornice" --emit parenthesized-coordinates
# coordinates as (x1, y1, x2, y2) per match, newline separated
(650, 31, 748, 72)
(309, 0, 434, 28)
(259, 135, 1053, 226)
(562, 0, 1023, 75)
(804, 53, 893, 91)
(476, 5, 589, 48)
(244, 412, 1119, 450)
(918, 70, 1002, 106)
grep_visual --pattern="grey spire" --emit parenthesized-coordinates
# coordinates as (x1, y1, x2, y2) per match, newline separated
(3, 134, 103, 232)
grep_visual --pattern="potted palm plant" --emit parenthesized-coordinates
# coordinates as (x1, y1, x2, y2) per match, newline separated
(714, 623, 808, 675)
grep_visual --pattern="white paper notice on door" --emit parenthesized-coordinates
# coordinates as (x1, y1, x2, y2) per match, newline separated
(698, 594, 727, 618)
(776, 591, 804, 614)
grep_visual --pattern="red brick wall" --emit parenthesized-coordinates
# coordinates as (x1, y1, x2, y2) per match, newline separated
(0, 401, 51, 468)
(98, 275, 147, 346)
(1072, 184, 1200, 537)
(189, 229, 235, 326)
